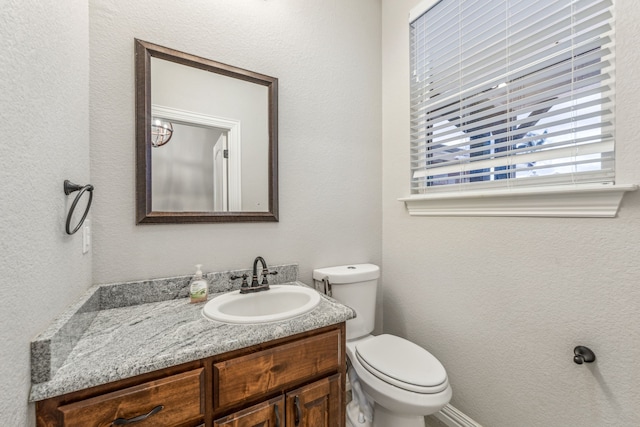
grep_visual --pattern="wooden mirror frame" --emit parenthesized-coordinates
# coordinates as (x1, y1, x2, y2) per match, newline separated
(135, 39, 278, 223)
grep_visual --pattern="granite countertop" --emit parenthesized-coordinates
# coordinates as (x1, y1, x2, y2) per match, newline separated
(29, 265, 355, 402)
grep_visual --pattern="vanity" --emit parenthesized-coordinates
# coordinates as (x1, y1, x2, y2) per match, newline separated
(30, 264, 354, 427)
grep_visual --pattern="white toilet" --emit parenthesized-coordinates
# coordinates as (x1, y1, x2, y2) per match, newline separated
(313, 264, 452, 427)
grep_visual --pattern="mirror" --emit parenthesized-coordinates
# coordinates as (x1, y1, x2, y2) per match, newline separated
(135, 39, 278, 223)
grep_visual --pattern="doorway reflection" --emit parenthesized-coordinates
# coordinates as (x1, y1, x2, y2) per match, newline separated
(151, 122, 235, 212)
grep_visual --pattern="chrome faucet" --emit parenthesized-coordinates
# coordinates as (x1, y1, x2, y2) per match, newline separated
(231, 256, 278, 294)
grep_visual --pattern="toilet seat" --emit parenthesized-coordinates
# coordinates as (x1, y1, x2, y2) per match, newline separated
(355, 334, 449, 394)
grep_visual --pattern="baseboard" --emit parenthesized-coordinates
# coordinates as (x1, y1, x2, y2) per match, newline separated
(433, 404, 483, 427)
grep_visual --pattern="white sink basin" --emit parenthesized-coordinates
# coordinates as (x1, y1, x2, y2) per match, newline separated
(202, 285, 321, 324)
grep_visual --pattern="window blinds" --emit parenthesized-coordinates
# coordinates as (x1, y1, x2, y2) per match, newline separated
(409, 0, 615, 194)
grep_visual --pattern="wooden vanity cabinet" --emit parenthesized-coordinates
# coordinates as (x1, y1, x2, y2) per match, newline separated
(212, 327, 344, 427)
(36, 323, 345, 427)
(213, 375, 341, 427)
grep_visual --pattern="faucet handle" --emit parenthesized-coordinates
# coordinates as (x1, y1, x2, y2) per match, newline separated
(230, 273, 249, 288)
(261, 270, 278, 285)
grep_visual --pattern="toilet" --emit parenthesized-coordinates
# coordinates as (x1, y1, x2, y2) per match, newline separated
(313, 264, 451, 427)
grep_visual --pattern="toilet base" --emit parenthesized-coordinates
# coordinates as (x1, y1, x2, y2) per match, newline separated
(346, 400, 372, 427)
(372, 403, 425, 427)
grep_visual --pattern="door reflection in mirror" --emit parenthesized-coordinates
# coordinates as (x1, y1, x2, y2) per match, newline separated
(152, 122, 239, 212)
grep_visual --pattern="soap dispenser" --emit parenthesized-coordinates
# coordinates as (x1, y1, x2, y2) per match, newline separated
(189, 264, 208, 303)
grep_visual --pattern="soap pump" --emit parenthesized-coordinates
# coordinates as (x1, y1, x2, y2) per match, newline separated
(189, 264, 208, 303)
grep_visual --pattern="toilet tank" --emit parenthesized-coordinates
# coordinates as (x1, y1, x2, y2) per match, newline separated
(313, 264, 380, 340)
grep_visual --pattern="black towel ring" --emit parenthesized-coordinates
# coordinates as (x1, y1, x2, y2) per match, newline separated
(64, 180, 94, 235)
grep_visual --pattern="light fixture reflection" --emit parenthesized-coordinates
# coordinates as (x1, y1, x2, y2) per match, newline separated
(151, 119, 173, 147)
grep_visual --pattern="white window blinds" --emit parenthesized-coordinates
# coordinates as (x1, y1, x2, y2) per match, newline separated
(409, 0, 615, 194)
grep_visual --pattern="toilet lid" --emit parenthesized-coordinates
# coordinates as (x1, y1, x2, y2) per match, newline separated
(355, 334, 448, 393)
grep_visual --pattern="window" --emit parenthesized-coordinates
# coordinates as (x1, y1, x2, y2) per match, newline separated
(402, 0, 635, 217)
(409, 0, 615, 193)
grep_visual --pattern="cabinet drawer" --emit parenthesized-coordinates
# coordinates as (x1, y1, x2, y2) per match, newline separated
(58, 368, 204, 427)
(214, 330, 341, 409)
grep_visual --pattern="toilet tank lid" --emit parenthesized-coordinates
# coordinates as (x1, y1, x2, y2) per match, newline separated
(312, 264, 380, 283)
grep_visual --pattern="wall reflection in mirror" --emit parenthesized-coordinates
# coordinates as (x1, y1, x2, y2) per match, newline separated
(135, 39, 278, 223)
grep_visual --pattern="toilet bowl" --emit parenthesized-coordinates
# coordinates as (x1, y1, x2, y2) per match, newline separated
(313, 264, 452, 427)
(347, 335, 451, 426)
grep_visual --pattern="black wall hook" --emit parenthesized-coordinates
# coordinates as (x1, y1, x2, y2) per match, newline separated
(64, 180, 94, 235)
(573, 346, 596, 364)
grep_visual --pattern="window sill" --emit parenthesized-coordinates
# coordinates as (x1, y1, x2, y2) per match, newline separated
(399, 184, 638, 218)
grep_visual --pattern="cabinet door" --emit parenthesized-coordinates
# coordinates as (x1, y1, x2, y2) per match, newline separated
(286, 374, 342, 427)
(214, 396, 284, 427)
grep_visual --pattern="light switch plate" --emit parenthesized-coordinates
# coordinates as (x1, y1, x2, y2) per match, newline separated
(82, 219, 91, 254)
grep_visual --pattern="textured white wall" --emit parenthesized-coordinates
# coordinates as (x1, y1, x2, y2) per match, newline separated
(382, 1, 640, 426)
(0, 0, 91, 424)
(89, 0, 382, 285)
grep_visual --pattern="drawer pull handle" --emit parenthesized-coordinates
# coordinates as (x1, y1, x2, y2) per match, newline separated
(274, 403, 281, 427)
(112, 405, 164, 425)
(294, 396, 301, 426)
